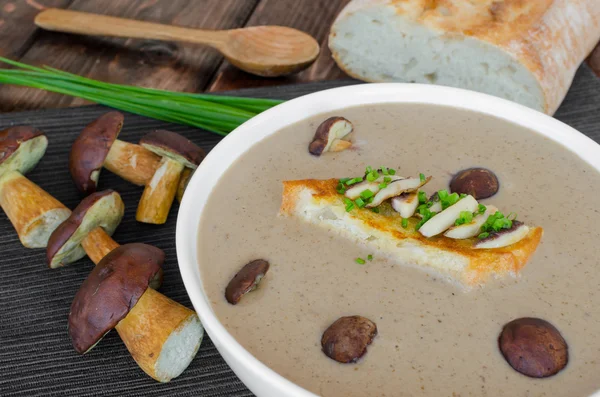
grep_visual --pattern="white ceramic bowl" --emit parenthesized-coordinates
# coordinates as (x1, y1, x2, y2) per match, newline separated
(176, 83, 600, 397)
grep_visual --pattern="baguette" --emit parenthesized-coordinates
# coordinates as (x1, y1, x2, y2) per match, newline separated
(280, 179, 542, 290)
(329, 0, 600, 114)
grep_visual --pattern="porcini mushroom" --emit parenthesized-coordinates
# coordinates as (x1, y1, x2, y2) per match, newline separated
(321, 316, 377, 363)
(450, 167, 499, 199)
(0, 126, 71, 247)
(309, 117, 353, 156)
(498, 317, 568, 378)
(137, 130, 205, 224)
(46, 190, 164, 288)
(69, 243, 204, 382)
(69, 112, 162, 194)
(225, 259, 270, 305)
(46, 190, 124, 268)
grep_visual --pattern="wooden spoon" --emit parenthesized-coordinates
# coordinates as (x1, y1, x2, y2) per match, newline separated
(35, 8, 320, 77)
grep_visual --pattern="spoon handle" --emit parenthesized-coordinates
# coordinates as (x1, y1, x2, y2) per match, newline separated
(35, 8, 227, 48)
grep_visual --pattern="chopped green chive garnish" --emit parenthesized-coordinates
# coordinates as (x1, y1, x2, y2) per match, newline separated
(356, 257, 366, 265)
(388, 168, 396, 175)
(381, 167, 389, 175)
(478, 232, 490, 239)
(365, 166, 373, 173)
(415, 207, 435, 231)
(367, 254, 373, 261)
(480, 211, 513, 234)
(478, 204, 487, 214)
(371, 207, 380, 213)
(419, 173, 426, 182)
(402, 218, 408, 228)
(360, 189, 374, 200)
(418, 191, 427, 204)
(336, 181, 347, 194)
(459, 193, 467, 198)
(384, 176, 392, 183)
(339, 178, 351, 183)
(438, 189, 460, 210)
(366, 170, 380, 182)
(454, 210, 474, 226)
(355, 198, 366, 208)
(343, 197, 355, 212)
(346, 177, 363, 186)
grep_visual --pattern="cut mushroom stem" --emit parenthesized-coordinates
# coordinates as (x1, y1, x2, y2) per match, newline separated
(444, 205, 498, 239)
(136, 130, 205, 225)
(115, 287, 203, 382)
(475, 221, 530, 249)
(176, 168, 194, 203)
(0, 170, 71, 248)
(391, 192, 419, 218)
(104, 139, 161, 186)
(81, 227, 120, 265)
(367, 176, 431, 207)
(419, 195, 479, 237)
(136, 157, 184, 224)
(69, 244, 203, 382)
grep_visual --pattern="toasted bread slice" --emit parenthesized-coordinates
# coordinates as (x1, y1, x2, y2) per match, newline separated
(280, 179, 543, 289)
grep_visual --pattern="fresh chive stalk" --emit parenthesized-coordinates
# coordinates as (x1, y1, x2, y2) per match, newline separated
(0, 57, 284, 136)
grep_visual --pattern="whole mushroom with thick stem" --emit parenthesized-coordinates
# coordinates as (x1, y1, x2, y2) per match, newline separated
(46, 190, 163, 288)
(69, 111, 162, 194)
(136, 130, 205, 224)
(69, 243, 204, 382)
(0, 126, 71, 247)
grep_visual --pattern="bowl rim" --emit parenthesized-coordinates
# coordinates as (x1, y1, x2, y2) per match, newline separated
(176, 83, 600, 397)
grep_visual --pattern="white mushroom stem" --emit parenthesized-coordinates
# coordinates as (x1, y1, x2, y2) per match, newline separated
(0, 170, 70, 248)
(115, 287, 204, 382)
(391, 192, 419, 218)
(104, 139, 162, 186)
(136, 157, 184, 224)
(444, 205, 498, 239)
(419, 195, 479, 237)
(81, 227, 120, 265)
(475, 223, 530, 249)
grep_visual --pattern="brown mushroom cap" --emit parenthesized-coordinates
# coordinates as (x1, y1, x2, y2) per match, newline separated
(0, 126, 48, 179)
(499, 317, 568, 378)
(309, 117, 353, 156)
(47, 190, 124, 268)
(68, 243, 164, 354)
(321, 315, 378, 363)
(449, 167, 499, 199)
(225, 259, 270, 305)
(140, 130, 205, 169)
(69, 112, 124, 194)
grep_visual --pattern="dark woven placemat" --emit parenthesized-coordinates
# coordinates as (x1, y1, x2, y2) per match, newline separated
(1, 69, 599, 397)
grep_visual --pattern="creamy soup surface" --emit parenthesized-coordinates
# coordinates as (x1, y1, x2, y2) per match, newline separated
(198, 104, 600, 397)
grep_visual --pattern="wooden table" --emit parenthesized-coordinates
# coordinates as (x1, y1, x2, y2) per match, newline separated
(0, 0, 598, 113)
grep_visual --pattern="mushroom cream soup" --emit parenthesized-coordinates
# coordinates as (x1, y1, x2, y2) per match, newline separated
(198, 103, 600, 397)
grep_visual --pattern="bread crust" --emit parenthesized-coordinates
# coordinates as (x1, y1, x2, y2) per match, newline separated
(280, 179, 542, 288)
(330, 0, 600, 114)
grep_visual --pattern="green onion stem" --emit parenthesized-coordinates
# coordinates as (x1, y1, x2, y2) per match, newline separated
(0, 57, 284, 136)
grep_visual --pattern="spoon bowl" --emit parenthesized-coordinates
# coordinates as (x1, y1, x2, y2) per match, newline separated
(35, 9, 321, 78)
(223, 26, 320, 77)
